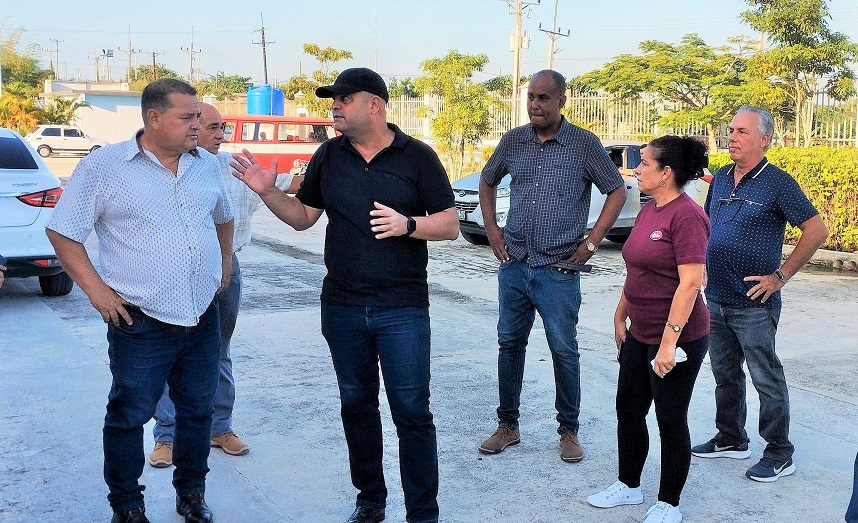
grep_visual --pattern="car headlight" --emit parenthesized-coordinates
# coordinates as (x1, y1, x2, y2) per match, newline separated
(496, 186, 511, 198)
(496, 211, 507, 225)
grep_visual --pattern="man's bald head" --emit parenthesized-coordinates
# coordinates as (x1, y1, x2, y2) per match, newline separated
(198, 103, 225, 154)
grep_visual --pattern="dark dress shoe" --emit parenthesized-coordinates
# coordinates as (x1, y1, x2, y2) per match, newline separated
(111, 506, 150, 523)
(176, 493, 213, 523)
(346, 506, 385, 523)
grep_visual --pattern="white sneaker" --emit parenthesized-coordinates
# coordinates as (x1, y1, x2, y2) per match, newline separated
(643, 501, 682, 523)
(586, 480, 644, 508)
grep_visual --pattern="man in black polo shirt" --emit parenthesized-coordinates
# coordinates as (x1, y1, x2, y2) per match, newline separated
(231, 67, 458, 523)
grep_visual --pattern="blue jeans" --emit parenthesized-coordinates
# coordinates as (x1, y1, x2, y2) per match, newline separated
(707, 301, 793, 461)
(154, 255, 241, 441)
(104, 299, 220, 512)
(496, 259, 582, 434)
(847, 451, 858, 523)
(321, 305, 439, 523)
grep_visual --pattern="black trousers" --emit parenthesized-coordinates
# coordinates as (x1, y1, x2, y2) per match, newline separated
(616, 332, 708, 506)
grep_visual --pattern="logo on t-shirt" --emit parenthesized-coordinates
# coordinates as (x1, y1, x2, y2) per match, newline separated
(650, 230, 663, 240)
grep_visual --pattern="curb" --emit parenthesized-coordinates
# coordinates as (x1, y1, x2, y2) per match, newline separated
(784, 244, 858, 272)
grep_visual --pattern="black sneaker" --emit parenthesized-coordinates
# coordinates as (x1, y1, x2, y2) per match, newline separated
(746, 456, 795, 482)
(691, 437, 752, 459)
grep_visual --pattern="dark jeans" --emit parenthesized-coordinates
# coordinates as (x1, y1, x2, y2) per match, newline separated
(321, 304, 439, 523)
(496, 260, 582, 434)
(847, 451, 858, 523)
(616, 332, 708, 507)
(155, 254, 241, 440)
(708, 301, 793, 461)
(104, 300, 220, 512)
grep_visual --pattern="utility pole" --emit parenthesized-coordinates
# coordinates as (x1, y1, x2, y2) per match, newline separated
(538, 0, 569, 69)
(503, 0, 538, 127)
(101, 49, 114, 81)
(119, 25, 143, 83)
(181, 27, 201, 82)
(49, 38, 63, 80)
(150, 51, 163, 80)
(253, 13, 275, 85)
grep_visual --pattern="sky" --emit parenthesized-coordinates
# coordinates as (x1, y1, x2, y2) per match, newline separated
(3, 0, 858, 86)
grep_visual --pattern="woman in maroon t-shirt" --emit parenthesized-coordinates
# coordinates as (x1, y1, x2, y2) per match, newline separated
(587, 136, 710, 523)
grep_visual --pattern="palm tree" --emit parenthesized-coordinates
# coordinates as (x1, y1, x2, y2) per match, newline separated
(42, 97, 90, 124)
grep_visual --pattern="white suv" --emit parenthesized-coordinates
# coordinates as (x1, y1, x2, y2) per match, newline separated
(25, 125, 108, 157)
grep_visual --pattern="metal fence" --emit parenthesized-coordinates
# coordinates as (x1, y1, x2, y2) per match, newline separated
(387, 92, 858, 148)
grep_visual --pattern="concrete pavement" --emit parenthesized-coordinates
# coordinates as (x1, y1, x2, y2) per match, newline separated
(1, 207, 857, 522)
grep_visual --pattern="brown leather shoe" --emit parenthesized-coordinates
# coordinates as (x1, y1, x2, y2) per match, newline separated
(211, 432, 249, 456)
(148, 441, 172, 468)
(560, 432, 584, 462)
(478, 425, 521, 454)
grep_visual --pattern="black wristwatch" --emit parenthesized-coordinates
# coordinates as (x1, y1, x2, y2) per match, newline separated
(775, 268, 787, 283)
(405, 217, 416, 236)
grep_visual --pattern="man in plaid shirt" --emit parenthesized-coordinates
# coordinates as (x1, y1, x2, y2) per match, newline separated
(478, 70, 627, 463)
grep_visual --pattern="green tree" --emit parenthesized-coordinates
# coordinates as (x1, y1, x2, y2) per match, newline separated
(741, 0, 858, 146)
(194, 73, 252, 100)
(0, 24, 50, 132)
(415, 51, 494, 179)
(578, 34, 745, 151)
(388, 77, 419, 98)
(281, 44, 353, 116)
(124, 64, 182, 92)
(41, 97, 90, 124)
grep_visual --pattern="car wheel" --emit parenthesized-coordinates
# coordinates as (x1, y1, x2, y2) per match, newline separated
(89, 145, 101, 154)
(39, 272, 74, 296)
(461, 232, 490, 245)
(37, 145, 53, 158)
(606, 234, 630, 244)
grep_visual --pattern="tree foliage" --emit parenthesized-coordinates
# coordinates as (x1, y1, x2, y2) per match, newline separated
(741, 0, 858, 147)
(415, 51, 494, 179)
(41, 97, 90, 124)
(124, 64, 182, 92)
(388, 77, 419, 98)
(281, 44, 353, 116)
(578, 34, 746, 151)
(194, 72, 252, 100)
(0, 24, 51, 132)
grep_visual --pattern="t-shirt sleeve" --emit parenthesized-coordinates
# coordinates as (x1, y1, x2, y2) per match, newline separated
(418, 144, 455, 215)
(672, 205, 710, 266)
(45, 157, 101, 243)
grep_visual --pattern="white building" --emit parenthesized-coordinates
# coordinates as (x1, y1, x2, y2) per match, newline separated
(40, 80, 142, 143)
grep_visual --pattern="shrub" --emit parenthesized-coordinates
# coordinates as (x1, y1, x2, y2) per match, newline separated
(708, 147, 858, 253)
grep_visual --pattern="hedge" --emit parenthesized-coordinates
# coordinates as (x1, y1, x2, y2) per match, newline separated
(707, 147, 858, 253)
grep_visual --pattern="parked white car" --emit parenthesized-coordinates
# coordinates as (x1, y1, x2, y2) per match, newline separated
(25, 124, 108, 157)
(453, 140, 711, 245)
(0, 127, 74, 295)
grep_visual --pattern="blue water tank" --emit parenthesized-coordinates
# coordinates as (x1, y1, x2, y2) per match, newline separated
(247, 85, 285, 115)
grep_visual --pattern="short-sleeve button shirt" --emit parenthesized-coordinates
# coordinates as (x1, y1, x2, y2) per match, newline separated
(482, 117, 624, 267)
(704, 158, 818, 309)
(46, 131, 234, 326)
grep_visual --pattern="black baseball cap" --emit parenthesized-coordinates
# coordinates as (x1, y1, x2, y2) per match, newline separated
(315, 67, 389, 102)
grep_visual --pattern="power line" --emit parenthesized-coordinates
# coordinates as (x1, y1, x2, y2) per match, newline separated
(181, 27, 201, 82)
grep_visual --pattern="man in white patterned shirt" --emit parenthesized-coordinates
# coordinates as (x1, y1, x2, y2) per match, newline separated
(46, 79, 234, 523)
(149, 103, 298, 466)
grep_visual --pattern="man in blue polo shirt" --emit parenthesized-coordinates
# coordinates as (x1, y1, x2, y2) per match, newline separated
(691, 106, 828, 483)
(231, 68, 458, 523)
